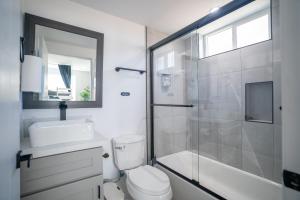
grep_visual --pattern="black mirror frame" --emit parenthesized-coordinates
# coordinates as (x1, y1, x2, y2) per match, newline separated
(23, 13, 104, 109)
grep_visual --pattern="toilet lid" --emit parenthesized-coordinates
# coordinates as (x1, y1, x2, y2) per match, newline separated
(127, 165, 170, 196)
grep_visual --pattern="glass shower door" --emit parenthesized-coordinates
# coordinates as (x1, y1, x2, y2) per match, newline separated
(152, 30, 199, 183)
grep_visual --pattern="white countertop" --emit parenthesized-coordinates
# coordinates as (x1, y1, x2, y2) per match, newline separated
(21, 132, 109, 158)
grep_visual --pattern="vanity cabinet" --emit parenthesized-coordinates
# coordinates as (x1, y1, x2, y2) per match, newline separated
(21, 176, 102, 200)
(21, 147, 103, 200)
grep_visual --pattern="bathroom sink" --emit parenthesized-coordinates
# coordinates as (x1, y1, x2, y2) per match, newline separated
(28, 120, 94, 147)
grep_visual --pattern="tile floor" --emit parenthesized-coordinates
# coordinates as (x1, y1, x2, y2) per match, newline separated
(115, 176, 133, 200)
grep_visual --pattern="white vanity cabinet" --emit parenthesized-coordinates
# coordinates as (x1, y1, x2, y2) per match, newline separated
(20, 147, 104, 200)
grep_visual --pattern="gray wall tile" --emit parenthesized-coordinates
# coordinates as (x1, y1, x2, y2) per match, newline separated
(217, 49, 242, 74)
(241, 41, 273, 69)
(242, 67, 273, 84)
(274, 125, 282, 159)
(273, 63, 282, 125)
(242, 150, 274, 180)
(219, 121, 242, 148)
(198, 142, 219, 160)
(220, 145, 242, 168)
(198, 56, 219, 77)
(242, 122, 274, 157)
(273, 159, 282, 183)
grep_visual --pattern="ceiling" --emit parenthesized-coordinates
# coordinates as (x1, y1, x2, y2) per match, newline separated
(70, 0, 232, 34)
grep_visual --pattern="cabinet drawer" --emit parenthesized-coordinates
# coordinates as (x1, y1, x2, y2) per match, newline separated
(21, 175, 103, 200)
(21, 147, 103, 196)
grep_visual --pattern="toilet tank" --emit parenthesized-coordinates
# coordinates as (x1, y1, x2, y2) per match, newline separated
(112, 135, 145, 170)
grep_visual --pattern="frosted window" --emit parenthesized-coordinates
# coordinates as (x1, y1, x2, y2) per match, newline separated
(167, 51, 174, 68)
(201, 11, 271, 59)
(237, 14, 270, 48)
(206, 28, 233, 57)
(198, 35, 205, 59)
(156, 56, 165, 71)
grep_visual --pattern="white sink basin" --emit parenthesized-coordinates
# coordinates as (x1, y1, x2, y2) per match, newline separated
(28, 120, 94, 147)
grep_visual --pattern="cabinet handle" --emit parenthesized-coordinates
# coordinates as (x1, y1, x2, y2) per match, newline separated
(98, 185, 101, 199)
(102, 153, 109, 158)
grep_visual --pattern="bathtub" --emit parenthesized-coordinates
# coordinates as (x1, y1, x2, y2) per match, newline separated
(157, 151, 282, 200)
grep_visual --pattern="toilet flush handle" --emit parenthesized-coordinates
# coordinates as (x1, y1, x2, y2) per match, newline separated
(114, 145, 126, 151)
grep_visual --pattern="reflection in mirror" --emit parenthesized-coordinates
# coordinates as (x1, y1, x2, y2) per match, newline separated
(35, 25, 97, 101)
(198, 0, 271, 58)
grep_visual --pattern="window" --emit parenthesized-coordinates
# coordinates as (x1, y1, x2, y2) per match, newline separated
(156, 51, 175, 71)
(167, 51, 174, 68)
(206, 28, 233, 57)
(236, 14, 270, 48)
(156, 56, 165, 71)
(203, 10, 270, 57)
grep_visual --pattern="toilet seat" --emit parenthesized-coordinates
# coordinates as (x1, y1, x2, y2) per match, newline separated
(126, 165, 172, 200)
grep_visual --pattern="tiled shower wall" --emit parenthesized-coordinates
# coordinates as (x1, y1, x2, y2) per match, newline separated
(187, 0, 281, 183)
(188, 40, 281, 183)
(153, 34, 191, 158)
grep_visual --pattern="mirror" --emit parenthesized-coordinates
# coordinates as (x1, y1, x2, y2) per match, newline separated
(35, 25, 97, 101)
(23, 14, 103, 109)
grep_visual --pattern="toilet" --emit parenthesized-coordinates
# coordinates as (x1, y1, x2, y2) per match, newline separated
(112, 134, 172, 200)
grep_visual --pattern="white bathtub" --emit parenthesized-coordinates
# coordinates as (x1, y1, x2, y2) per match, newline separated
(157, 151, 282, 200)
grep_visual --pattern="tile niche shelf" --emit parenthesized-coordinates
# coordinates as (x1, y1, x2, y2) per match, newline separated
(245, 81, 273, 124)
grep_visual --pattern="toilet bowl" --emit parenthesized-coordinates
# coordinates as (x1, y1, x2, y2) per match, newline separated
(112, 135, 172, 200)
(126, 165, 172, 200)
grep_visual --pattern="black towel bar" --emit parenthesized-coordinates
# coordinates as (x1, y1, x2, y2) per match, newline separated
(115, 67, 146, 74)
(151, 104, 194, 107)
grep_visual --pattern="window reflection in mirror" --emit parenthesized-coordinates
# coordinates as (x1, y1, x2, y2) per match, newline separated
(34, 25, 97, 101)
(198, 0, 271, 58)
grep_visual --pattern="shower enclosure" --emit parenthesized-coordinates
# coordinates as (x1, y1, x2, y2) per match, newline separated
(150, 0, 282, 199)
(151, 29, 200, 183)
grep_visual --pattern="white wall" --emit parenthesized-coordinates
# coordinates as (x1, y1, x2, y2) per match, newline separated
(0, 0, 21, 199)
(21, 0, 146, 179)
(146, 27, 168, 47)
(280, 0, 300, 199)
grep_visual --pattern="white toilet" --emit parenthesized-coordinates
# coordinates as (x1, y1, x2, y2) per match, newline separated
(112, 134, 172, 200)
